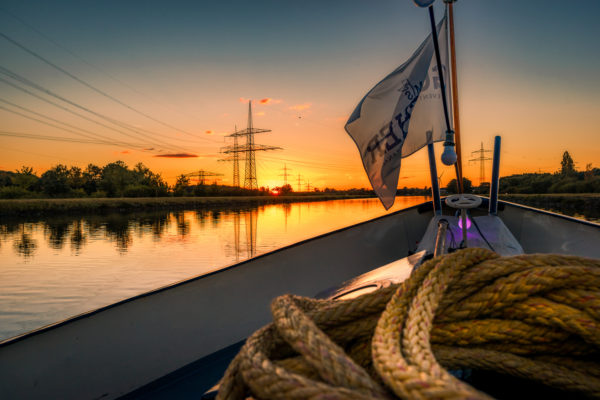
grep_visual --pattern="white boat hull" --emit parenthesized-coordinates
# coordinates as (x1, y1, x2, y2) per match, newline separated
(0, 201, 598, 400)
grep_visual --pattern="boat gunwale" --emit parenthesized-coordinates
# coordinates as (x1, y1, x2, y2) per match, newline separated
(0, 200, 428, 348)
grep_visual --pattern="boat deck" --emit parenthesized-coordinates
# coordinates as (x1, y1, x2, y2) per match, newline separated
(416, 214, 524, 256)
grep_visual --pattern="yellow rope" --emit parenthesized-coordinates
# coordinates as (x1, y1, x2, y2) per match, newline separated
(217, 248, 600, 399)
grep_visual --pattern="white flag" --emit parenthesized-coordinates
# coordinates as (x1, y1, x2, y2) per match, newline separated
(345, 15, 450, 209)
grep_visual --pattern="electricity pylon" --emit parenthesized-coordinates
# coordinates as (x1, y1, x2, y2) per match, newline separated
(469, 142, 492, 186)
(279, 164, 292, 186)
(183, 170, 224, 185)
(219, 125, 240, 187)
(221, 101, 281, 190)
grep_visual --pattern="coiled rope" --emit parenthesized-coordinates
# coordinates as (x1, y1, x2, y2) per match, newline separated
(216, 248, 600, 399)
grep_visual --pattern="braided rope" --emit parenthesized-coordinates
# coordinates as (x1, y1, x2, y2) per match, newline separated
(217, 249, 600, 399)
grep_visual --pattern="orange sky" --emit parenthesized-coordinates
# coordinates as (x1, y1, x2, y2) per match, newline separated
(1, 1, 599, 190)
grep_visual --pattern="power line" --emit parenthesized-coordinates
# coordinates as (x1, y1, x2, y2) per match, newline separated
(0, 72, 191, 153)
(0, 66, 189, 147)
(0, 130, 148, 148)
(0, 7, 214, 131)
(0, 144, 89, 165)
(0, 31, 209, 141)
(259, 154, 356, 172)
(0, 106, 147, 150)
(0, 99, 151, 150)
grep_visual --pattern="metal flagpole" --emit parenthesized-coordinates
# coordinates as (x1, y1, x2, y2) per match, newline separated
(428, 3, 468, 245)
(427, 6, 452, 141)
(427, 5, 461, 190)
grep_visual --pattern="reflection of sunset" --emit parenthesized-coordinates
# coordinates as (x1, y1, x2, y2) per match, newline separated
(0, 198, 428, 341)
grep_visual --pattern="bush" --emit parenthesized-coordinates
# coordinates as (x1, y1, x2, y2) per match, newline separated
(70, 188, 87, 198)
(0, 186, 37, 199)
(90, 190, 108, 198)
(122, 184, 155, 198)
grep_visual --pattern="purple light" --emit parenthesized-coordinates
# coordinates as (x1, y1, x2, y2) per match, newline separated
(458, 217, 472, 230)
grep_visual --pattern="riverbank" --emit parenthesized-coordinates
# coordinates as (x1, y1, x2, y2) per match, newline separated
(2, 193, 598, 221)
(500, 193, 600, 221)
(0, 195, 373, 217)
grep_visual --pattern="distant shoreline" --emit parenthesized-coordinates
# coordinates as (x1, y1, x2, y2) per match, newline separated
(499, 193, 600, 221)
(1, 193, 598, 220)
(0, 195, 376, 217)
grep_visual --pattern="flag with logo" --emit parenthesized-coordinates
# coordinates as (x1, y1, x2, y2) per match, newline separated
(345, 14, 450, 209)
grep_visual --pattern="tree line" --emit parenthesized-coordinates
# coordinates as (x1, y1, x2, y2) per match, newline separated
(2, 152, 595, 199)
(0, 162, 170, 199)
(444, 151, 600, 194)
(0, 162, 385, 199)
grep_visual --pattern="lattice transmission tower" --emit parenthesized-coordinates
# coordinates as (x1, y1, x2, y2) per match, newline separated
(221, 101, 281, 190)
(219, 125, 240, 187)
(469, 142, 492, 186)
(183, 170, 224, 185)
(279, 164, 292, 186)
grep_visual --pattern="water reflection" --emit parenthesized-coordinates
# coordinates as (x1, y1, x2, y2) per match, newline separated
(233, 211, 241, 262)
(13, 230, 37, 258)
(0, 206, 268, 258)
(195, 209, 208, 227)
(175, 212, 190, 237)
(211, 210, 221, 228)
(282, 203, 291, 232)
(104, 215, 133, 252)
(47, 219, 74, 250)
(70, 220, 87, 253)
(245, 209, 257, 258)
(1, 196, 597, 260)
(2, 197, 439, 341)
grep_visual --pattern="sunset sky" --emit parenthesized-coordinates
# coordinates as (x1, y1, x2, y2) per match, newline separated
(1, 0, 599, 190)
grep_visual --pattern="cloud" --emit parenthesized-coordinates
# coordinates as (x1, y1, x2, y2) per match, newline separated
(289, 102, 312, 111)
(121, 150, 131, 154)
(259, 98, 282, 105)
(204, 129, 229, 135)
(153, 153, 198, 158)
(144, 148, 155, 151)
(255, 111, 266, 116)
(240, 97, 282, 105)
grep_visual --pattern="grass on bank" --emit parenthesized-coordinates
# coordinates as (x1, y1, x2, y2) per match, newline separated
(0, 194, 373, 216)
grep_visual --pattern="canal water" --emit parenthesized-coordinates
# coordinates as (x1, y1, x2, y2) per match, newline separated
(0, 196, 428, 341)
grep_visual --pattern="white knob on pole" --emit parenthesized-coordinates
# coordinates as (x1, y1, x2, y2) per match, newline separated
(441, 146, 457, 165)
(441, 129, 457, 166)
